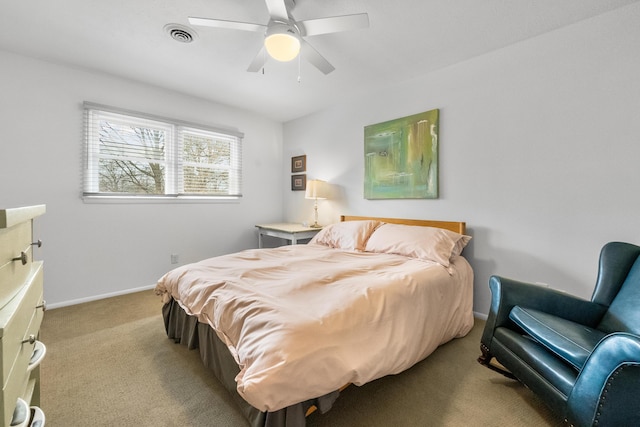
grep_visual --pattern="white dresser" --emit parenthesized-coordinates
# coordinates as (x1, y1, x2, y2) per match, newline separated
(0, 205, 46, 427)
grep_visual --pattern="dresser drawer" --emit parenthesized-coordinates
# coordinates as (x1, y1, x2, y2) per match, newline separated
(0, 221, 34, 311)
(0, 263, 44, 389)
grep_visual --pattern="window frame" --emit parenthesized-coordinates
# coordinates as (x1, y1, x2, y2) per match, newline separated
(82, 102, 244, 203)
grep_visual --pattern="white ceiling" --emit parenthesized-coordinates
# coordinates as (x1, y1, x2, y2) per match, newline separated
(1, 0, 638, 122)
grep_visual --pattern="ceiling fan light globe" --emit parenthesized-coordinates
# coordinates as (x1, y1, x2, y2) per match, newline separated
(265, 30, 300, 62)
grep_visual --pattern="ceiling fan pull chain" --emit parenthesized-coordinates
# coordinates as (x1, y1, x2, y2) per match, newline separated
(297, 54, 301, 83)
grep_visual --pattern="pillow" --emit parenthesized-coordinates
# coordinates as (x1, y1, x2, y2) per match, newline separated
(309, 220, 382, 251)
(364, 223, 471, 266)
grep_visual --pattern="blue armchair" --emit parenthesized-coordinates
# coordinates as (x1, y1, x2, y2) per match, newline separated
(478, 242, 640, 427)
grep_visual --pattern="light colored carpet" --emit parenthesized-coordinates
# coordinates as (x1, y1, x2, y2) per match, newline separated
(39, 290, 564, 426)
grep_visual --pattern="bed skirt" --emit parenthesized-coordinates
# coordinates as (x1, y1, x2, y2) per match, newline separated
(162, 298, 340, 427)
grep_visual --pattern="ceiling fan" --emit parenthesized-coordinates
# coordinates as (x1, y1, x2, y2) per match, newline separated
(188, 0, 369, 75)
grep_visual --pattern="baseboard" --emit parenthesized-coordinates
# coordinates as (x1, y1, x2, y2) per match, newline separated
(47, 284, 156, 310)
(474, 311, 488, 321)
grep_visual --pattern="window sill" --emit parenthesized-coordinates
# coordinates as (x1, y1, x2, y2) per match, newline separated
(82, 194, 242, 204)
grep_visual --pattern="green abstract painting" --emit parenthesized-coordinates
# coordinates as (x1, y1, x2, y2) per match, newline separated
(364, 109, 439, 199)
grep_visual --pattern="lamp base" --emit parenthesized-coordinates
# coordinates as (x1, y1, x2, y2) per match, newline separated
(310, 200, 322, 228)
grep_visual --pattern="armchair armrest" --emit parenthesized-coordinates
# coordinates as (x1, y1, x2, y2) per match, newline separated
(568, 333, 640, 427)
(481, 276, 607, 348)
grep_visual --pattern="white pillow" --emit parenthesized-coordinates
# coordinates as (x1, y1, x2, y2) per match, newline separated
(309, 220, 382, 251)
(364, 223, 471, 266)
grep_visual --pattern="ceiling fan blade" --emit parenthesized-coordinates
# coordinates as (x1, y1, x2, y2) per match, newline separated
(299, 13, 369, 36)
(247, 46, 268, 72)
(265, 0, 290, 21)
(301, 40, 335, 75)
(188, 17, 266, 32)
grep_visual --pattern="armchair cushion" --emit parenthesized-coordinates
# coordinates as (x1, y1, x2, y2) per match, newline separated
(509, 306, 607, 370)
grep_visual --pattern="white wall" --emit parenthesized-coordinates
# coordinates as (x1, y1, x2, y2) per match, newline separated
(283, 4, 640, 316)
(0, 51, 284, 307)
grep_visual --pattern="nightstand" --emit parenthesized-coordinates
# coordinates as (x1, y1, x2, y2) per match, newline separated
(255, 223, 322, 248)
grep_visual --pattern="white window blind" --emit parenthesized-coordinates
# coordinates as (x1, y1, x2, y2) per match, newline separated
(83, 103, 243, 200)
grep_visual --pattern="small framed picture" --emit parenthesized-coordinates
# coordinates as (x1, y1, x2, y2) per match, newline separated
(291, 155, 306, 173)
(291, 174, 306, 191)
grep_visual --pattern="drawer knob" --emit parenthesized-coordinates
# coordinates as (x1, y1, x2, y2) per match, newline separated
(32, 239, 43, 248)
(12, 251, 28, 265)
(36, 300, 47, 311)
(22, 334, 36, 345)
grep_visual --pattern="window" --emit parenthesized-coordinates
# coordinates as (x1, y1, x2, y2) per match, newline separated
(83, 103, 243, 200)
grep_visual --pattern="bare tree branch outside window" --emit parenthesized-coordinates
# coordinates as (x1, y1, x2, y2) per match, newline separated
(182, 133, 231, 194)
(98, 121, 166, 194)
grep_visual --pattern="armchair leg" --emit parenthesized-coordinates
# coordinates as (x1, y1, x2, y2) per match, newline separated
(477, 344, 516, 380)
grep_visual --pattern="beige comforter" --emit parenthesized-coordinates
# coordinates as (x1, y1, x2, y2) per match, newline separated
(155, 244, 474, 412)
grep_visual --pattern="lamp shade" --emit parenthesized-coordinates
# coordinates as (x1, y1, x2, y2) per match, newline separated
(264, 24, 301, 62)
(305, 180, 330, 200)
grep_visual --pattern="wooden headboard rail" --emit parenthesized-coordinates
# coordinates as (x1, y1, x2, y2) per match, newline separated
(340, 215, 466, 235)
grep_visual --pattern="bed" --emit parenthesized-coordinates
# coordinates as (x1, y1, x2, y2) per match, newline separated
(155, 215, 474, 426)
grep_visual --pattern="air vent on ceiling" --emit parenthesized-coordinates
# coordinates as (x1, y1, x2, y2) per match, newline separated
(164, 24, 197, 43)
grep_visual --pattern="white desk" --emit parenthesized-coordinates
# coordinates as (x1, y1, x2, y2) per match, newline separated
(255, 223, 322, 248)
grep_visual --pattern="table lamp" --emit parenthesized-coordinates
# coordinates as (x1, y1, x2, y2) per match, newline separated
(305, 180, 330, 228)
